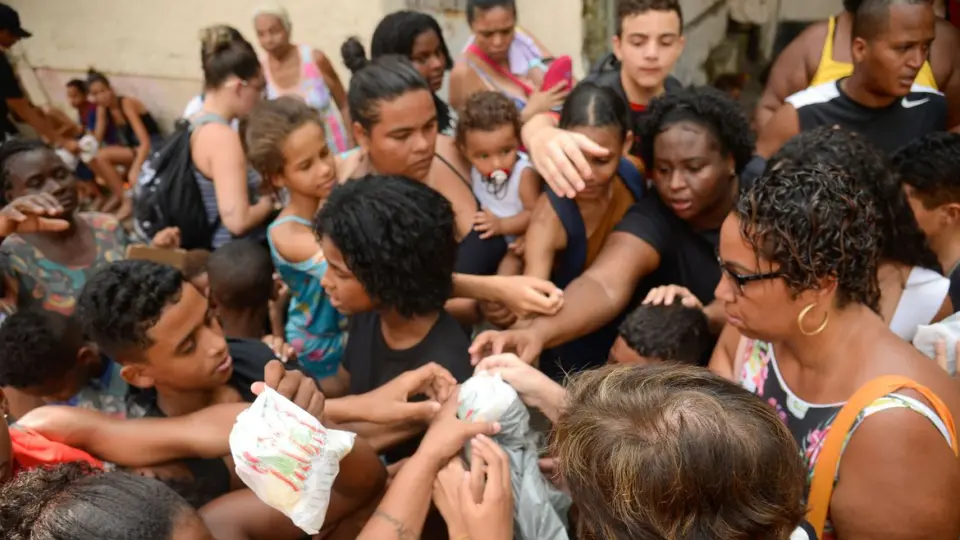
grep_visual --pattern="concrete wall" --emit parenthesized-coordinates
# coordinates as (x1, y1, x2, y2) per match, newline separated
(10, 0, 584, 129)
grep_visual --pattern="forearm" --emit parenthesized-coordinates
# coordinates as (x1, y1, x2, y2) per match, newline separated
(12, 102, 65, 145)
(357, 453, 442, 540)
(446, 297, 481, 326)
(528, 381, 567, 423)
(338, 421, 424, 453)
(452, 273, 500, 302)
(332, 437, 387, 504)
(520, 112, 558, 149)
(531, 274, 628, 349)
(499, 210, 531, 237)
(221, 197, 273, 236)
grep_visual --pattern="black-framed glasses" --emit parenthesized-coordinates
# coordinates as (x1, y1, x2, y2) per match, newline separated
(717, 255, 784, 295)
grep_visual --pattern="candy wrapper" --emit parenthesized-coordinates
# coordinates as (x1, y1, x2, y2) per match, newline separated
(457, 370, 520, 423)
(229, 387, 356, 534)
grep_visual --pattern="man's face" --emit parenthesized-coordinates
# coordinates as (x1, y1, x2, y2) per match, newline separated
(612, 10, 684, 91)
(120, 283, 233, 392)
(853, 3, 935, 97)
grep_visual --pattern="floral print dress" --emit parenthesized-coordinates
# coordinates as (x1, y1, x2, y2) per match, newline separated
(738, 339, 954, 540)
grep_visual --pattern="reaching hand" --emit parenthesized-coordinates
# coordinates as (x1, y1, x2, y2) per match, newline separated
(261, 335, 296, 363)
(643, 285, 703, 309)
(459, 434, 514, 540)
(358, 362, 458, 424)
(433, 458, 470, 538)
(150, 227, 181, 249)
(252, 360, 325, 419)
(470, 328, 546, 366)
(524, 123, 610, 199)
(479, 300, 518, 329)
(473, 209, 502, 240)
(417, 391, 500, 465)
(475, 353, 560, 404)
(487, 275, 563, 318)
(525, 86, 569, 117)
(0, 193, 68, 237)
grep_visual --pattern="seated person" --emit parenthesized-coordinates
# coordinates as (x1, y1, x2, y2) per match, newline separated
(0, 309, 139, 418)
(316, 176, 473, 462)
(608, 302, 712, 366)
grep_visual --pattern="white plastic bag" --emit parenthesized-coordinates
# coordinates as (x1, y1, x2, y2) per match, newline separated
(229, 387, 356, 534)
(913, 312, 960, 376)
(458, 370, 520, 423)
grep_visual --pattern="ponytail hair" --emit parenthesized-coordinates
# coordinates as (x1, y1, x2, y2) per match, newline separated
(199, 25, 260, 89)
(340, 36, 371, 74)
(86, 68, 110, 88)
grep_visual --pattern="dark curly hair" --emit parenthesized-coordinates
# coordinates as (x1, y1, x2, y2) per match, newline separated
(638, 86, 755, 176)
(0, 139, 50, 206)
(772, 127, 940, 272)
(892, 132, 960, 209)
(0, 309, 84, 389)
(737, 161, 881, 311)
(315, 176, 456, 317)
(76, 260, 185, 362)
(0, 462, 194, 540)
(618, 303, 712, 365)
(455, 91, 521, 147)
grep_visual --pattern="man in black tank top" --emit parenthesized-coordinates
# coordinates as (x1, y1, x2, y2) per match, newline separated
(315, 176, 473, 465)
(757, 0, 949, 158)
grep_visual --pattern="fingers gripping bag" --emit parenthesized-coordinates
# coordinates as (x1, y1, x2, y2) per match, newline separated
(229, 387, 356, 534)
(458, 371, 572, 540)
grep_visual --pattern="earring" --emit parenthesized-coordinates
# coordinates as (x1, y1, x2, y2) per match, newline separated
(798, 303, 829, 336)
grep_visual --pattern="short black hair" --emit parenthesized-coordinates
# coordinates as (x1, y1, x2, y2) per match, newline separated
(558, 82, 630, 142)
(207, 239, 274, 313)
(852, 0, 933, 40)
(315, 176, 457, 317)
(66, 78, 88, 94)
(892, 132, 960, 209)
(638, 86, 755, 175)
(0, 139, 49, 205)
(0, 309, 84, 389)
(466, 0, 516, 25)
(618, 303, 711, 364)
(617, 0, 684, 35)
(76, 260, 185, 362)
(336, 54, 431, 130)
(772, 127, 941, 272)
(0, 462, 193, 540)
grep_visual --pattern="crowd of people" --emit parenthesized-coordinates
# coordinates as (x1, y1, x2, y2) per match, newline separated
(0, 0, 959, 538)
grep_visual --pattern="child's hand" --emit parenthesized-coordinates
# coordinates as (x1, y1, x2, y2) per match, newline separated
(473, 209, 502, 240)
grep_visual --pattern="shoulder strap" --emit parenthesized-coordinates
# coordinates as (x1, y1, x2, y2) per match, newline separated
(190, 113, 230, 129)
(269, 215, 313, 229)
(465, 43, 535, 96)
(546, 189, 587, 289)
(617, 158, 645, 201)
(807, 375, 958, 537)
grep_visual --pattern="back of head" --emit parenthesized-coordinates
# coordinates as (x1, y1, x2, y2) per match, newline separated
(207, 239, 274, 313)
(455, 91, 521, 147)
(852, 0, 932, 40)
(76, 260, 184, 362)
(554, 363, 806, 539)
(771, 126, 940, 272)
(558, 82, 630, 140)
(342, 55, 431, 130)
(0, 462, 191, 540)
(369, 10, 453, 70)
(892, 132, 960, 208)
(315, 176, 457, 317)
(617, 0, 684, 34)
(245, 96, 324, 178)
(639, 86, 754, 175)
(0, 309, 83, 390)
(199, 24, 260, 89)
(738, 161, 882, 311)
(617, 303, 711, 364)
(466, 0, 516, 24)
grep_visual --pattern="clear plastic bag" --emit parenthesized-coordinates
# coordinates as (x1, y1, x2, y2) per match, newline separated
(229, 387, 356, 534)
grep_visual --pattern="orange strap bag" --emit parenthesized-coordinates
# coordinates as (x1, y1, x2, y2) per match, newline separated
(806, 375, 958, 538)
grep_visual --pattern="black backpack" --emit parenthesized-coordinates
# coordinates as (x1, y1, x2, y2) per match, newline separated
(133, 118, 221, 250)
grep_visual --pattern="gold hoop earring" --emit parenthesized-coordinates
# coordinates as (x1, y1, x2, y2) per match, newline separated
(798, 303, 829, 336)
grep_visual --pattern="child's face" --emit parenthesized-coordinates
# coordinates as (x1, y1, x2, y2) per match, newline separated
(567, 125, 629, 200)
(607, 336, 658, 366)
(119, 283, 234, 392)
(319, 235, 375, 315)
(463, 124, 520, 178)
(275, 122, 337, 200)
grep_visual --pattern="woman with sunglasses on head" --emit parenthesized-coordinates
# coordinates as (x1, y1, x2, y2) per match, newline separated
(471, 86, 754, 368)
(711, 159, 960, 540)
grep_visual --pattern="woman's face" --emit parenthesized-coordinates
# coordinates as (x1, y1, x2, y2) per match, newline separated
(355, 89, 438, 182)
(66, 85, 88, 110)
(410, 29, 448, 92)
(253, 14, 290, 55)
(470, 6, 516, 64)
(276, 121, 337, 199)
(650, 120, 734, 221)
(568, 125, 629, 201)
(320, 235, 375, 315)
(715, 214, 803, 341)
(4, 148, 78, 216)
(88, 80, 114, 108)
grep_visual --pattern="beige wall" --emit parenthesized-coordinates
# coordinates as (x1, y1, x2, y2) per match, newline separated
(9, 0, 584, 129)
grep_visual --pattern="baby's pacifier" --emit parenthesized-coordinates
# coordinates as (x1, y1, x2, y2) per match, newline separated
(488, 169, 510, 185)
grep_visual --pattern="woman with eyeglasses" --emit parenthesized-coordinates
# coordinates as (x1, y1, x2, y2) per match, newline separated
(188, 25, 274, 249)
(710, 159, 960, 540)
(470, 86, 754, 369)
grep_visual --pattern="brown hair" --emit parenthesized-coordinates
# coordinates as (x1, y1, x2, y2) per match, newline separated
(244, 96, 326, 179)
(552, 364, 806, 540)
(616, 0, 684, 35)
(455, 91, 521, 148)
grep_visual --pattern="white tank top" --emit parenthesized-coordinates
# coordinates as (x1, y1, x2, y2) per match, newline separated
(889, 266, 950, 341)
(471, 153, 532, 221)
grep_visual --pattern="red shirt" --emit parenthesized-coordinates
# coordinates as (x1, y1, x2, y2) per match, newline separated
(9, 427, 102, 477)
